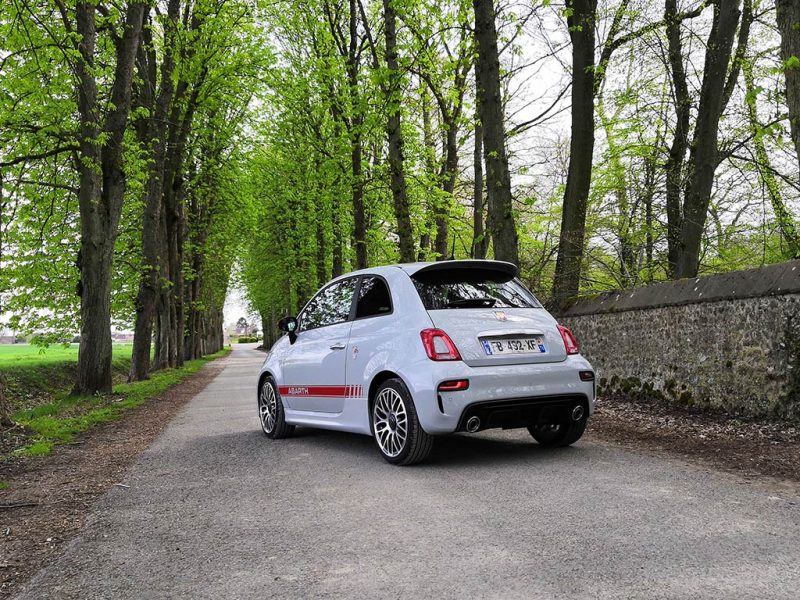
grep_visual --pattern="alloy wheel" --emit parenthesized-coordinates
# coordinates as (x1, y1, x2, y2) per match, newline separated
(373, 387, 408, 457)
(259, 382, 277, 433)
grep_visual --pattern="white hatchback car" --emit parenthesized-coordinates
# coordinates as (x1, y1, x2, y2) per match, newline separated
(257, 260, 595, 465)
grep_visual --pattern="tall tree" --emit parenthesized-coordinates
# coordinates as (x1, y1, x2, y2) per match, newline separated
(71, 1, 147, 394)
(664, 0, 693, 277)
(777, 0, 800, 177)
(743, 1, 799, 258)
(473, 59, 488, 259)
(552, 0, 596, 301)
(675, 0, 742, 278)
(406, 2, 473, 260)
(130, 0, 182, 381)
(381, 0, 415, 262)
(473, 0, 518, 265)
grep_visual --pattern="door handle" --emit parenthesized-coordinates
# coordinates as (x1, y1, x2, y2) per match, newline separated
(330, 343, 346, 350)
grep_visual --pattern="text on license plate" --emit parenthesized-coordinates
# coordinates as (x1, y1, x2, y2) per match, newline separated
(481, 336, 546, 355)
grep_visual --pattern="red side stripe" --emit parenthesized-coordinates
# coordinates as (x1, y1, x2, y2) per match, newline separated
(278, 385, 366, 398)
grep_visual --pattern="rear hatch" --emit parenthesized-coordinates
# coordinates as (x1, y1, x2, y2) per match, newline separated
(410, 261, 567, 367)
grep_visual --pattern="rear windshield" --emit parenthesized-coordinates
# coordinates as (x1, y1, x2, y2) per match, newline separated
(412, 273, 542, 310)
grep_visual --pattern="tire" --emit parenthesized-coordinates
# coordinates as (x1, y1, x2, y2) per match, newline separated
(258, 376, 295, 439)
(371, 378, 434, 465)
(528, 417, 587, 447)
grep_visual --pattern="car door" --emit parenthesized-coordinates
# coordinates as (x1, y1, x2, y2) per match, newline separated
(344, 275, 395, 408)
(280, 277, 357, 413)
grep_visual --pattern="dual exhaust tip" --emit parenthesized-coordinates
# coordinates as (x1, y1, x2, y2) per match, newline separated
(465, 404, 584, 433)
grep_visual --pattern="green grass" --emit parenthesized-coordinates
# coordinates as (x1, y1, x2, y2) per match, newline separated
(0, 482, 9, 490)
(0, 343, 133, 368)
(9, 348, 230, 458)
(0, 344, 135, 418)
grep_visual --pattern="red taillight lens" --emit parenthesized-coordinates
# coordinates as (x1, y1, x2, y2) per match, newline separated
(438, 379, 469, 392)
(420, 328, 461, 361)
(557, 324, 580, 355)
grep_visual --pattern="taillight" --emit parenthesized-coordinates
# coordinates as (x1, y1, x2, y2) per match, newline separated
(420, 328, 461, 361)
(557, 324, 580, 355)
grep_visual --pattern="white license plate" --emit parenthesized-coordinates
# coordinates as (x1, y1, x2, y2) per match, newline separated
(481, 336, 546, 355)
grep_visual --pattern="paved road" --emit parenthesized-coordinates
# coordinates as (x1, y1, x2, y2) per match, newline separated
(19, 345, 800, 599)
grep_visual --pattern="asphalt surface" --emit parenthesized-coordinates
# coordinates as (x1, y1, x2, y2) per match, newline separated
(19, 345, 800, 599)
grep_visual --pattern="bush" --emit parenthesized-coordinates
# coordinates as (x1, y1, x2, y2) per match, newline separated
(237, 336, 261, 343)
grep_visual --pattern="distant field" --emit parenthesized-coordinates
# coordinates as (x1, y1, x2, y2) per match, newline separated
(0, 344, 133, 368)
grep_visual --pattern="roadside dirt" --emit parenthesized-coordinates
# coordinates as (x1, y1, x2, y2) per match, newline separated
(0, 355, 229, 597)
(588, 393, 800, 485)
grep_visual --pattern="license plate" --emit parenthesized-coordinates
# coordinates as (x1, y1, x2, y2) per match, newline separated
(481, 336, 546, 355)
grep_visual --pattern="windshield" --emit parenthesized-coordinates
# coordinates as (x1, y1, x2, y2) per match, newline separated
(412, 275, 542, 310)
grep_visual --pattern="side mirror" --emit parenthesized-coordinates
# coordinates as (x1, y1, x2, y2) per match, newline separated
(278, 316, 298, 343)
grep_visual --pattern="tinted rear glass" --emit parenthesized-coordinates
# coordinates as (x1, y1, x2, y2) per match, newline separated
(412, 273, 541, 310)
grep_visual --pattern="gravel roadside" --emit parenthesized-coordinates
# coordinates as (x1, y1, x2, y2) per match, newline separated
(0, 354, 230, 596)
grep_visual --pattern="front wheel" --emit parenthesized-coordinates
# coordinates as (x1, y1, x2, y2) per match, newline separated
(528, 417, 587, 447)
(259, 377, 294, 439)
(371, 379, 433, 465)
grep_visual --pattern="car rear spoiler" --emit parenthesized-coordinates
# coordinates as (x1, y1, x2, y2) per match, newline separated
(410, 260, 519, 284)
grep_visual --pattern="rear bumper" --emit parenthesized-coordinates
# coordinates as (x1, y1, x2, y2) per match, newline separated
(401, 355, 596, 434)
(457, 394, 590, 432)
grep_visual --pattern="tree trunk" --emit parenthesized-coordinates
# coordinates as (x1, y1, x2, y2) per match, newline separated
(130, 0, 181, 381)
(153, 205, 172, 370)
(350, 130, 366, 272)
(743, 33, 800, 257)
(316, 209, 328, 285)
(472, 91, 487, 259)
(383, 0, 415, 263)
(664, 0, 692, 278)
(348, 0, 368, 270)
(435, 124, 460, 259)
(472, 60, 489, 260)
(676, 0, 741, 278)
(166, 185, 183, 368)
(552, 0, 596, 302)
(777, 0, 800, 176)
(75, 2, 146, 395)
(0, 377, 12, 428)
(332, 197, 344, 276)
(420, 86, 436, 260)
(473, 0, 518, 265)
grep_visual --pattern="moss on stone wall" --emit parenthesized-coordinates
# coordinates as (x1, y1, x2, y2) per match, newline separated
(782, 312, 800, 419)
(561, 294, 800, 421)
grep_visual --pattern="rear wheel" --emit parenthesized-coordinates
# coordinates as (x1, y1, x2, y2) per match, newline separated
(371, 379, 433, 465)
(528, 417, 587, 447)
(259, 377, 294, 439)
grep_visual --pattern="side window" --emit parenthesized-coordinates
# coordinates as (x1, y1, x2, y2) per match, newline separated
(356, 276, 392, 319)
(300, 278, 357, 331)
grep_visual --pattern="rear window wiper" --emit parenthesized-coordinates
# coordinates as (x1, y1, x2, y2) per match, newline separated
(444, 297, 497, 308)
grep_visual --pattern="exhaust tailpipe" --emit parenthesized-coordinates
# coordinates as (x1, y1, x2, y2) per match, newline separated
(466, 416, 481, 433)
(571, 405, 585, 422)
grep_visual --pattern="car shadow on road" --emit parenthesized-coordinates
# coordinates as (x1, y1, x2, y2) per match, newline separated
(271, 426, 584, 468)
(427, 432, 584, 468)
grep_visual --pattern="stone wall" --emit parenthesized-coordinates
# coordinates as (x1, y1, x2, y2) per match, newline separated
(557, 261, 800, 418)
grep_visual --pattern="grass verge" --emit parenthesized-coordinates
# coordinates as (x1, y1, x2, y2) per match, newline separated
(7, 348, 230, 458)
